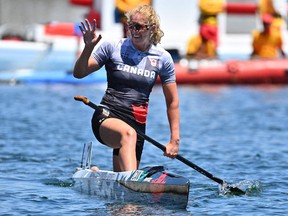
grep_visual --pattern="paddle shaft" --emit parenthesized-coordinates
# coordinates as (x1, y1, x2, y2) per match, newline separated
(74, 95, 225, 186)
(138, 132, 225, 185)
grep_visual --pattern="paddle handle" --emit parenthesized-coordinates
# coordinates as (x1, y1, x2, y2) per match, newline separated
(74, 95, 225, 186)
(74, 95, 104, 114)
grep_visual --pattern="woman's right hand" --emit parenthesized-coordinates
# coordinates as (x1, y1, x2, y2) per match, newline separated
(73, 19, 102, 79)
(79, 19, 102, 47)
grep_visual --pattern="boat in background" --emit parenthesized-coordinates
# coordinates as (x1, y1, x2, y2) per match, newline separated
(72, 142, 190, 209)
(0, 22, 80, 72)
(1, 58, 288, 85)
(0, 67, 107, 85)
(1, 0, 288, 85)
(166, 58, 288, 85)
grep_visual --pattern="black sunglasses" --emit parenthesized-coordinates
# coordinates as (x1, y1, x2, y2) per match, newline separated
(128, 22, 150, 31)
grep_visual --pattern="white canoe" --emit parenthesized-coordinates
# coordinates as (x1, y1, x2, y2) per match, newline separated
(72, 143, 190, 209)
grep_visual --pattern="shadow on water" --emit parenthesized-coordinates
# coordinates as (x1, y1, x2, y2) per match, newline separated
(101, 203, 194, 216)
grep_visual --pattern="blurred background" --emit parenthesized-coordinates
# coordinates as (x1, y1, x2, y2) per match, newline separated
(0, 0, 86, 24)
(0, 0, 288, 84)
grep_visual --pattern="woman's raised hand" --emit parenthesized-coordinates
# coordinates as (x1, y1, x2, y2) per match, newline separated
(79, 19, 102, 46)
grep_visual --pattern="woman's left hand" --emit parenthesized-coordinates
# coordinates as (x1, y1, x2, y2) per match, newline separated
(164, 140, 179, 159)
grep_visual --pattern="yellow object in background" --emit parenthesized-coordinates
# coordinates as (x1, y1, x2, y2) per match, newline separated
(259, 0, 276, 14)
(198, 0, 224, 15)
(115, 0, 152, 13)
(252, 30, 282, 58)
(187, 34, 216, 58)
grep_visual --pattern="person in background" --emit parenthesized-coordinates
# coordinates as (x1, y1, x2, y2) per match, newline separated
(185, 0, 223, 61)
(186, 27, 217, 60)
(115, 0, 152, 37)
(198, 0, 224, 47)
(83, 0, 102, 29)
(258, 0, 285, 32)
(73, 5, 180, 172)
(251, 13, 286, 59)
(259, 0, 276, 15)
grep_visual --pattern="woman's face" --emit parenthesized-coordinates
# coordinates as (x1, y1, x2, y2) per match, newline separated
(128, 13, 154, 49)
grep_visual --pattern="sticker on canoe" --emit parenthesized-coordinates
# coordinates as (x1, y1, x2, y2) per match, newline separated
(130, 170, 144, 181)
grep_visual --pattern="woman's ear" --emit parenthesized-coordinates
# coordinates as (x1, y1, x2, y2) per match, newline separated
(150, 24, 156, 33)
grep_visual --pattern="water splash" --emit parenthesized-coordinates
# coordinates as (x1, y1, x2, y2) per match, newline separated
(219, 180, 262, 196)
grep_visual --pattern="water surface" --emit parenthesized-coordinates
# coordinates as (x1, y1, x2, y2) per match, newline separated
(1, 84, 287, 215)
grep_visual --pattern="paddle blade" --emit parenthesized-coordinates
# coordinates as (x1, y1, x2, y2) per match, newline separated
(226, 185, 246, 195)
(222, 180, 262, 196)
(220, 182, 246, 195)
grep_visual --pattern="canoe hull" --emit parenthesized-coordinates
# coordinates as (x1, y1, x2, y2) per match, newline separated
(73, 166, 190, 209)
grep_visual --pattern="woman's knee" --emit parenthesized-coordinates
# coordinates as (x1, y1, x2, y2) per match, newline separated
(121, 127, 137, 145)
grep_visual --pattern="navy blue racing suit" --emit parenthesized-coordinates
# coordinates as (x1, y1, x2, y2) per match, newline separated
(91, 38, 175, 161)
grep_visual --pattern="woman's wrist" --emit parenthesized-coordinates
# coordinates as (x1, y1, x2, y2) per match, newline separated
(170, 138, 180, 146)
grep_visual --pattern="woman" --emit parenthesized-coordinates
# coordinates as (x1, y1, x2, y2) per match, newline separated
(73, 5, 180, 172)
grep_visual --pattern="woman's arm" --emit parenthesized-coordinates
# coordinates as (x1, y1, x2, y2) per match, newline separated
(73, 19, 102, 79)
(162, 82, 180, 158)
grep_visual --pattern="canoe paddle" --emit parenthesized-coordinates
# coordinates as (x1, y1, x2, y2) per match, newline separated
(74, 95, 245, 195)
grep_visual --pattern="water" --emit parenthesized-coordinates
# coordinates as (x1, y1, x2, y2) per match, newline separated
(1, 83, 288, 215)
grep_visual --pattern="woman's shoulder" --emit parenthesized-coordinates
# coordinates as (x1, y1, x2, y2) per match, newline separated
(95, 38, 129, 53)
(98, 38, 127, 46)
(107, 38, 133, 50)
(152, 44, 173, 60)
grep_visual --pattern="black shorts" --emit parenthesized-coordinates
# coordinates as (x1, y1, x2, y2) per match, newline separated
(91, 108, 145, 161)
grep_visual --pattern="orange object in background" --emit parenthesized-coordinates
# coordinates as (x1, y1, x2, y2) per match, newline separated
(225, 2, 258, 14)
(44, 23, 77, 36)
(86, 9, 101, 29)
(69, 0, 93, 7)
(156, 59, 288, 85)
(199, 0, 224, 15)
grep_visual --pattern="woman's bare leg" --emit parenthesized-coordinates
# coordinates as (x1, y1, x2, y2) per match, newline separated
(113, 156, 140, 172)
(99, 118, 137, 172)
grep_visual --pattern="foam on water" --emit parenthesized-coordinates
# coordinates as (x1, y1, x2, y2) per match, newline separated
(219, 180, 263, 196)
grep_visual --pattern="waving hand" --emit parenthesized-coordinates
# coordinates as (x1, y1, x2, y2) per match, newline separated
(79, 19, 102, 46)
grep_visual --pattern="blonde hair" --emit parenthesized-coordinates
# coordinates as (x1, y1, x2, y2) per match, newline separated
(125, 5, 164, 45)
